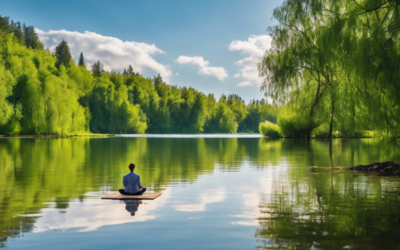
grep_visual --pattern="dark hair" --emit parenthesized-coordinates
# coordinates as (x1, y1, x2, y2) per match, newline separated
(129, 163, 135, 171)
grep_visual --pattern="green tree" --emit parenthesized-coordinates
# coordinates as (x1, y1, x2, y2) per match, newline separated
(11, 21, 24, 45)
(91, 60, 105, 77)
(0, 16, 12, 35)
(0, 15, 283, 136)
(153, 73, 163, 87)
(55, 40, 72, 68)
(78, 52, 86, 67)
(259, 0, 341, 137)
(22, 24, 43, 50)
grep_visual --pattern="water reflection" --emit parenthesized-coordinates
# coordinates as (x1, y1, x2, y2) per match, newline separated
(32, 189, 171, 233)
(125, 200, 142, 216)
(0, 137, 247, 246)
(1, 137, 400, 249)
(173, 188, 225, 212)
(255, 139, 400, 249)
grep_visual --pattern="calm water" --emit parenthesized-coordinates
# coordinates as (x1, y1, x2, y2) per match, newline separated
(1, 136, 400, 249)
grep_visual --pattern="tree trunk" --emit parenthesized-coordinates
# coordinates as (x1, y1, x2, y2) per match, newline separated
(328, 93, 335, 138)
(307, 82, 322, 138)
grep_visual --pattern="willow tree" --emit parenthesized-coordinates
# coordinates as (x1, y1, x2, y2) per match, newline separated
(259, 0, 347, 137)
(337, 0, 400, 137)
(261, 0, 400, 138)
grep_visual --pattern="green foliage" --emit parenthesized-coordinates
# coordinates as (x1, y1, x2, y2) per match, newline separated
(91, 60, 105, 77)
(0, 16, 13, 35)
(259, 121, 281, 137)
(22, 23, 43, 50)
(210, 101, 238, 133)
(88, 75, 147, 134)
(0, 33, 85, 135)
(78, 52, 85, 67)
(0, 65, 15, 126)
(0, 16, 277, 135)
(55, 40, 72, 68)
(259, 0, 400, 138)
(239, 98, 277, 132)
(278, 109, 309, 137)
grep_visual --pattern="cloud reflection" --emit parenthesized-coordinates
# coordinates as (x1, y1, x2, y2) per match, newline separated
(231, 177, 273, 226)
(174, 188, 225, 212)
(32, 189, 171, 232)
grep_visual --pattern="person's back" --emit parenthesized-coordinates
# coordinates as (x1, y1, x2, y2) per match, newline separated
(123, 172, 142, 194)
(119, 163, 146, 195)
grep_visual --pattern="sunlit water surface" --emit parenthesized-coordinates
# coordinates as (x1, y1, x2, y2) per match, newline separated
(1, 136, 400, 249)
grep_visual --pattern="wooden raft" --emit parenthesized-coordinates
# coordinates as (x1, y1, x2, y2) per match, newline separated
(101, 192, 161, 200)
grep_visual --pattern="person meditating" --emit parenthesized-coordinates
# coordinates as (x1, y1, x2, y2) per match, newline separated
(119, 163, 146, 195)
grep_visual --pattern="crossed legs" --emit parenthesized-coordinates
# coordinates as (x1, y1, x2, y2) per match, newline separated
(119, 187, 147, 195)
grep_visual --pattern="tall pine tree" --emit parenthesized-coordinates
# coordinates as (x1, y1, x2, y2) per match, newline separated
(54, 40, 72, 68)
(22, 24, 43, 49)
(153, 74, 163, 87)
(78, 52, 86, 67)
(91, 60, 105, 77)
(13, 22, 24, 44)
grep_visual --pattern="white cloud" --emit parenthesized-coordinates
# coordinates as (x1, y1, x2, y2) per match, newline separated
(175, 55, 228, 81)
(229, 35, 272, 87)
(36, 29, 173, 83)
(237, 81, 252, 87)
(176, 72, 179, 76)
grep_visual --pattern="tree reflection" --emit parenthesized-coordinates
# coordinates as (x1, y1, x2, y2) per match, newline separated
(0, 137, 245, 246)
(255, 139, 400, 249)
(1, 137, 399, 248)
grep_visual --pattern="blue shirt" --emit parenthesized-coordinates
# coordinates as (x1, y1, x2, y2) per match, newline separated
(123, 172, 143, 194)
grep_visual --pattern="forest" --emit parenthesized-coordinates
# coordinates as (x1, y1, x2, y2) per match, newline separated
(258, 0, 400, 138)
(4, 0, 397, 138)
(0, 16, 276, 135)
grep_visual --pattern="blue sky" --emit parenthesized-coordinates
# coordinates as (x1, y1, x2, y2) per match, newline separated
(2, 0, 284, 102)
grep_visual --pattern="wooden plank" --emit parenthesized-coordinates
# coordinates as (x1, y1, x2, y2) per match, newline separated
(102, 193, 121, 199)
(102, 192, 161, 200)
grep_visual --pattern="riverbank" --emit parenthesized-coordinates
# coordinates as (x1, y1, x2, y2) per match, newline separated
(264, 136, 373, 139)
(0, 134, 377, 139)
(0, 133, 115, 139)
(348, 161, 400, 176)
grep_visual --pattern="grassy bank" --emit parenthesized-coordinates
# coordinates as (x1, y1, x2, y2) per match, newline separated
(0, 133, 115, 139)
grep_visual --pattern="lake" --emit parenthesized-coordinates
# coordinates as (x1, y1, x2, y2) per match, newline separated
(1, 136, 400, 249)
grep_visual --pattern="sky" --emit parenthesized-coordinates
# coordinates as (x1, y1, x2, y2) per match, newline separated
(2, 0, 284, 102)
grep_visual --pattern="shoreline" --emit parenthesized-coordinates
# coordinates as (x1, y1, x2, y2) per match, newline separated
(265, 136, 373, 139)
(0, 134, 377, 139)
(0, 134, 116, 139)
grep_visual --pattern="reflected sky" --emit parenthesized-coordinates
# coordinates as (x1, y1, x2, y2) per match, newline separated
(31, 189, 171, 232)
(23, 164, 273, 234)
(1, 138, 400, 249)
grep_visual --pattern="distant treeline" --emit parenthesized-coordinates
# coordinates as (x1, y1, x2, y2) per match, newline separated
(0, 16, 276, 135)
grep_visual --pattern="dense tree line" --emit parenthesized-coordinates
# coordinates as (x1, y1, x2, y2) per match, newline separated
(259, 0, 400, 138)
(0, 16, 276, 135)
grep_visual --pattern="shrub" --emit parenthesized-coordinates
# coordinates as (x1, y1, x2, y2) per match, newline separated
(312, 122, 330, 137)
(259, 121, 281, 137)
(278, 115, 310, 137)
